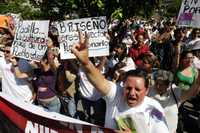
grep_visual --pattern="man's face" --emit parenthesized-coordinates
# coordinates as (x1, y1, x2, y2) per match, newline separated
(4, 46, 11, 61)
(114, 47, 124, 55)
(123, 76, 148, 107)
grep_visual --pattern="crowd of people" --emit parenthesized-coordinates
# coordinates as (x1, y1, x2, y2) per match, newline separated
(1, 16, 200, 133)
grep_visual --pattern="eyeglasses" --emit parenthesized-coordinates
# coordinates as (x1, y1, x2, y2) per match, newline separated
(183, 56, 194, 60)
(4, 50, 10, 54)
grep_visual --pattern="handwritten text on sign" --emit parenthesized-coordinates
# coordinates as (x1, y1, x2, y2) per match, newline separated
(57, 16, 109, 59)
(11, 20, 49, 61)
(177, 0, 200, 28)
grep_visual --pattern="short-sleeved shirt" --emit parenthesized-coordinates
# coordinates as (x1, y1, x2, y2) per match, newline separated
(128, 44, 150, 66)
(33, 69, 56, 99)
(103, 82, 169, 133)
(0, 58, 33, 103)
(148, 84, 181, 133)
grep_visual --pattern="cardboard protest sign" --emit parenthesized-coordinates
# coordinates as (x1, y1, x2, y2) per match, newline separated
(177, 0, 200, 28)
(11, 20, 49, 61)
(57, 16, 109, 59)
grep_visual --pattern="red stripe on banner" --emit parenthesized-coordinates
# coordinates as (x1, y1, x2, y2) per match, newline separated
(0, 98, 27, 130)
(0, 95, 115, 133)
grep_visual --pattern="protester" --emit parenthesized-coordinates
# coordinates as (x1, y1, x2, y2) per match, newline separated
(0, 43, 34, 103)
(78, 57, 106, 126)
(137, 52, 160, 88)
(149, 69, 200, 133)
(161, 28, 185, 72)
(56, 59, 78, 117)
(11, 50, 61, 112)
(71, 31, 169, 133)
(106, 42, 136, 82)
(128, 34, 150, 67)
(175, 51, 198, 92)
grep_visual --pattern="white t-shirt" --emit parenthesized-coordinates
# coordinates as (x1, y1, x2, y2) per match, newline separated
(0, 58, 33, 103)
(78, 68, 102, 101)
(148, 84, 181, 133)
(104, 82, 169, 133)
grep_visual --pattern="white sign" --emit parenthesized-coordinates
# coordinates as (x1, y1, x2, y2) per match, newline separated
(11, 20, 49, 61)
(57, 16, 109, 59)
(177, 0, 200, 28)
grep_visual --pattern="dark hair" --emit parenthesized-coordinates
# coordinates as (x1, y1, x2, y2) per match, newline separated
(180, 50, 193, 60)
(114, 42, 127, 50)
(48, 32, 59, 47)
(124, 68, 149, 88)
(141, 53, 160, 68)
(174, 28, 183, 36)
(191, 28, 200, 39)
(4, 41, 12, 47)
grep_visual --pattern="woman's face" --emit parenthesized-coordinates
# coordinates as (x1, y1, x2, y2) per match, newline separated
(140, 59, 152, 73)
(182, 53, 194, 67)
(136, 35, 144, 45)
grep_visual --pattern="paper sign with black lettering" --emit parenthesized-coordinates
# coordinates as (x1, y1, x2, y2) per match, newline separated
(177, 0, 200, 28)
(11, 20, 49, 61)
(57, 16, 109, 59)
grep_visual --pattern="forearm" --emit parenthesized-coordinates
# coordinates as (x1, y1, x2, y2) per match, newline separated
(180, 84, 199, 102)
(82, 61, 110, 96)
(13, 65, 29, 78)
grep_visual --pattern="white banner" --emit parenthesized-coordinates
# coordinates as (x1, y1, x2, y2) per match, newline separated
(11, 20, 49, 61)
(57, 16, 109, 59)
(177, 0, 200, 28)
(0, 93, 114, 133)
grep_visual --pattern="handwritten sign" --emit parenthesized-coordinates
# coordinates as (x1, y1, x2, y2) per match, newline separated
(57, 16, 109, 59)
(11, 20, 49, 61)
(177, 0, 200, 28)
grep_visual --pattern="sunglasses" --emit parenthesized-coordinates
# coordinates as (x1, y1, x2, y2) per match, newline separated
(4, 50, 10, 54)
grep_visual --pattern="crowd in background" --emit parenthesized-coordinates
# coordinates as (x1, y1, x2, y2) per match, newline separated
(0, 16, 200, 133)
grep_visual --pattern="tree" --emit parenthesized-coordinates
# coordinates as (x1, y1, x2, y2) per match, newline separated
(0, 0, 42, 19)
(0, 0, 181, 20)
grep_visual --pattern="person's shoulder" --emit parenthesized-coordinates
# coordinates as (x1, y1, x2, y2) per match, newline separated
(145, 96, 160, 104)
(145, 96, 164, 111)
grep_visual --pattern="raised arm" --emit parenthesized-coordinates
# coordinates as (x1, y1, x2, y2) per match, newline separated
(10, 57, 30, 79)
(71, 31, 111, 96)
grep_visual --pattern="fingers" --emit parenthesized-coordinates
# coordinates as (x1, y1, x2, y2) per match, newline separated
(84, 32, 89, 48)
(71, 43, 79, 56)
(78, 30, 85, 44)
(78, 30, 89, 48)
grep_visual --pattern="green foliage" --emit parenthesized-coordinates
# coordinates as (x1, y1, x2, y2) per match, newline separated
(0, 0, 182, 20)
(0, 0, 42, 19)
(159, 0, 182, 17)
(110, 8, 123, 20)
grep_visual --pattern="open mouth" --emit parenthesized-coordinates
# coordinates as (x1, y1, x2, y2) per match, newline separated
(127, 97, 136, 103)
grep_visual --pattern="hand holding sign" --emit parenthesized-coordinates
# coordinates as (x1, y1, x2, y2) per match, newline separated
(71, 31, 90, 66)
